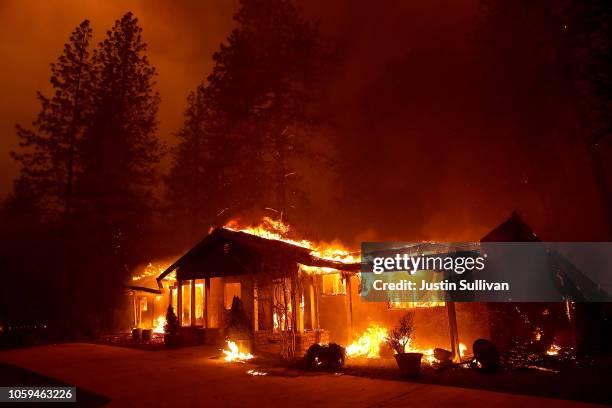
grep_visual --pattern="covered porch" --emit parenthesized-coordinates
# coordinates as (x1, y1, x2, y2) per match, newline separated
(155, 227, 359, 356)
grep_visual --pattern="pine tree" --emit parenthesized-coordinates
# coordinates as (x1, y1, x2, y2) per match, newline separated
(12, 20, 94, 219)
(563, 0, 612, 239)
(167, 83, 229, 240)
(211, 0, 324, 217)
(74, 12, 163, 327)
(167, 0, 327, 231)
(78, 12, 163, 243)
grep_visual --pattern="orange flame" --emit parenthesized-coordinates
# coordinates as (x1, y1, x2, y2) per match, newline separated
(222, 340, 254, 363)
(546, 343, 560, 356)
(346, 324, 388, 358)
(224, 217, 358, 271)
(153, 316, 165, 334)
(345, 324, 467, 364)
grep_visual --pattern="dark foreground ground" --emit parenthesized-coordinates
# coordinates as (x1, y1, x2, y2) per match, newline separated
(0, 362, 110, 407)
(344, 356, 612, 406)
(0, 343, 607, 408)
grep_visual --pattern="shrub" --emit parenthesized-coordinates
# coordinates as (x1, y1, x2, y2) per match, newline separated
(164, 305, 179, 337)
(226, 296, 252, 339)
(304, 343, 346, 371)
(385, 312, 415, 354)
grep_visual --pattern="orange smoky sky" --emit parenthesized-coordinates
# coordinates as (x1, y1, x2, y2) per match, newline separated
(0, 0, 238, 198)
(0, 0, 608, 243)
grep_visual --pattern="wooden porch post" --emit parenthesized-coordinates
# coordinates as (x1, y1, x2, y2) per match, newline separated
(132, 293, 138, 328)
(308, 277, 316, 330)
(204, 277, 210, 328)
(293, 277, 304, 333)
(253, 285, 259, 332)
(190, 279, 196, 326)
(177, 280, 182, 326)
(446, 301, 460, 363)
(345, 275, 354, 339)
(313, 276, 320, 330)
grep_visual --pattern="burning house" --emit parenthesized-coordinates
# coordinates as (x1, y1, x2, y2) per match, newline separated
(127, 217, 490, 360)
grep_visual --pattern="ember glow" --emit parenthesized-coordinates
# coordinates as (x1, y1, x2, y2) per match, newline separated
(222, 340, 254, 363)
(546, 343, 561, 356)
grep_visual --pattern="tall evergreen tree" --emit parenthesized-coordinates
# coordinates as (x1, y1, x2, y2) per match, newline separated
(78, 12, 162, 237)
(480, 0, 612, 238)
(166, 83, 227, 240)
(12, 20, 94, 219)
(168, 0, 327, 233)
(76, 12, 163, 327)
(562, 0, 612, 239)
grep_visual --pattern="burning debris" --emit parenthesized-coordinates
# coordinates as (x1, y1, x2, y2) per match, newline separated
(344, 323, 466, 366)
(346, 324, 388, 358)
(247, 369, 268, 376)
(222, 340, 254, 363)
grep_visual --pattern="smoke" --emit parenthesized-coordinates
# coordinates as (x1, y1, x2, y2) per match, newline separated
(0, 0, 607, 241)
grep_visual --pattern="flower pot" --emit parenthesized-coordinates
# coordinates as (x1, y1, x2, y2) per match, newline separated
(394, 352, 423, 377)
(141, 329, 152, 342)
(131, 328, 142, 341)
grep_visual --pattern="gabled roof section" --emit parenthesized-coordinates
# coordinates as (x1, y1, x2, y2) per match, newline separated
(481, 211, 541, 242)
(156, 228, 360, 286)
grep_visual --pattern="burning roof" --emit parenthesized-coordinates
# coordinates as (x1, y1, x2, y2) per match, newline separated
(156, 221, 360, 287)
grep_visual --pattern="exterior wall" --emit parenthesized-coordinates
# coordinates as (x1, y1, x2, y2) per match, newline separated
(317, 275, 491, 354)
(254, 330, 330, 357)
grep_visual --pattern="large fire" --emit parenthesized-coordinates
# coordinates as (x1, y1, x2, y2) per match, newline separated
(153, 316, 165, 334)
(345, 324, 467, 364)
(224, 217, 358, 266)
(222, 340, 254, 363)
(345, 324, 388, 358)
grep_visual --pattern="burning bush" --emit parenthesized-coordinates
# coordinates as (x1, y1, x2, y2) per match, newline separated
(304, 343, 346, 371)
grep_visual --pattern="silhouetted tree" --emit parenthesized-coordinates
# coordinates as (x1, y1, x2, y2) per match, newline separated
(12, 20, 94, 220)
(166, 84, 229, 241)
(480, 0, 612, 238)
(562, 0, 612, 239)
(75, 12, 163, 328)
(167, 0, 328, 234)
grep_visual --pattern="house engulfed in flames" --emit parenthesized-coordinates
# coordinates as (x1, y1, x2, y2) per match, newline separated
(127, 217, 491, 359)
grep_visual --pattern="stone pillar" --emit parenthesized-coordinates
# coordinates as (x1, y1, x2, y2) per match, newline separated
(292, 277, 304, 333)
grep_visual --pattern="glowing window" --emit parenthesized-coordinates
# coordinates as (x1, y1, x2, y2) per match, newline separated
(388, 301, 445, 309)
(386, 270, 445, 309)
(224, 282, 241, 309)
(322, 274, 346, 296)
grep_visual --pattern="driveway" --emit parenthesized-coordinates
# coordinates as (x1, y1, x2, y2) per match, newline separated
(0, 344, 604, 407)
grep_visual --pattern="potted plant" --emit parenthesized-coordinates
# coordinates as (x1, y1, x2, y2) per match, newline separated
(164, 305, 179, 347)
(386, 312, 422, 377)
